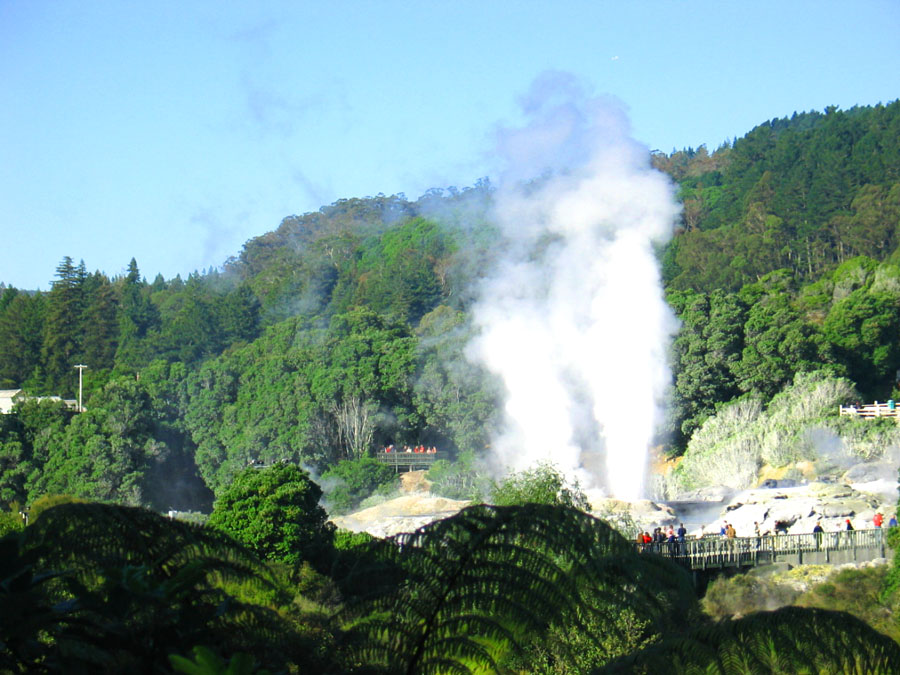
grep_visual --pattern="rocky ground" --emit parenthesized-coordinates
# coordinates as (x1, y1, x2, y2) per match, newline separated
(330, 471, 470, 538)
(331, 464, 899, 541)
(694, 481, 895, 537)
(331, 493, 470, 538)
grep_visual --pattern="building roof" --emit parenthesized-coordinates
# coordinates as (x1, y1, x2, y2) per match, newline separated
(0, 389, 24, 414)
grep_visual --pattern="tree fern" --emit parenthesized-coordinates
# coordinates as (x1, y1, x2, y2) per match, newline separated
(598, 605, 900, 674)
(3, 503, 311, 672)
(337, 503, 696, 674)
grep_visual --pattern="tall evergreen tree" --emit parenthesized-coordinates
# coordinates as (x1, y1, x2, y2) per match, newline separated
(80, 272, 119, 372)
(115, 259, 159, 371)
(41, 257, 86, 394)
(0, 292, 45, 388)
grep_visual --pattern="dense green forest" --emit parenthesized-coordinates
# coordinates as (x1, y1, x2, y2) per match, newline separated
(3, 100, 900, 671)
(3, 102, 900, 510)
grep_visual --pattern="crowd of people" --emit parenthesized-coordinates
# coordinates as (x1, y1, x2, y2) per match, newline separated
(381, 444, 438, 454)
(637, 523, 688, 545)
(638, 511, 898, 550)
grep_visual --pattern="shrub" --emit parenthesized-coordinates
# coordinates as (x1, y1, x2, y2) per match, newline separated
(320, 458, 398, 515)
(426, 451, 487, 500)
(798, 565, 900, 641)
(673, 371, 873, 492)
(207, 463, 333, 567)
(702, 572, 801, 620)
(490, 462, 590, 510)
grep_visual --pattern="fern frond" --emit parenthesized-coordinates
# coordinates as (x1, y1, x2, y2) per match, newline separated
(597, 606, 900, 674)
(337, 503, 696, 674)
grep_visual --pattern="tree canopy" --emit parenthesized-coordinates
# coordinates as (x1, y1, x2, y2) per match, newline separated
(207, 463, 333, 566)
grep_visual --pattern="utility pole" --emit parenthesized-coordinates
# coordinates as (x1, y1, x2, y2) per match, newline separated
(74, 364, 87, 412)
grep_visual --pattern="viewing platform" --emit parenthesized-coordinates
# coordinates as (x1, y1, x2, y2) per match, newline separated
(839, 401, 898, 418)
(637, 528, 890, 571)
(376, 451, 445, 472)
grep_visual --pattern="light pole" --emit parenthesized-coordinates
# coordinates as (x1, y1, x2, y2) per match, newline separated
(74, 364, 87, 412)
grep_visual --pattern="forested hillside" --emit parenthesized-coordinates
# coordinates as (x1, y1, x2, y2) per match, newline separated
(659, 101, 900, 290)
(1, 102, 900, 510)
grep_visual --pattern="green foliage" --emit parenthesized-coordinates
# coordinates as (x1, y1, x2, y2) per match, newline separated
(702, 571, 802, 621)
(426, 451, 488, 500)
(338, 503, 697, 673)
(207, 463, 334, 567)
(413, 305, 499, 457)
(0, 529, 84, 672)
(823, 286, 900, 397)
(1, 502, 311, 673)
(0, 504, 24, 538)
(31, 377, 170, 507)
(667, 289, 745, 446)
(27, 494, 87, 522)
(320, 457, 398, 515)
(0, 369, 211, 512)
(733, 285, 827, 397)
(511, 604, 656, 674)
(490, 461, 591, 510)
(3, 115, 900, 670)
(662, 102, 900, 292)
(797, 566, 900, 642)
(315, 306, 419, 458)
(672, 371, 860, 493)
(186, 307, 419, 494)
(169, 646, 270, 675)
(0, 291, 45, 389)
(599, 605, 900, 674)
(41, 257, 87, 393)
(354, 217, 456, 324)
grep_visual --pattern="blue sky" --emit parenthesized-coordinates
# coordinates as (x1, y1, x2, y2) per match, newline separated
(2, 1, 898, 290)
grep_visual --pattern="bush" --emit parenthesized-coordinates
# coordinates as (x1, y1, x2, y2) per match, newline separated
(320, 458, 398, 515)
(490, 462, 590, 510)
(673, 371, 869, 492)
(426, 451, 487, 500)
(0, 504, 23, 537)
(702, 572, 801, 620)
(28, 494, 87, 522)
(208, 463, 333, 567)
(798, 565, 900, 641)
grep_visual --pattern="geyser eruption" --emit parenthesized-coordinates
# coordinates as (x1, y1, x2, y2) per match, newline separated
(469, 73, 679, 500)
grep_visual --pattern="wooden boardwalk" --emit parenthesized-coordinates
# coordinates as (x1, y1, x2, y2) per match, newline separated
(637, 528, 890, 570)
(376, 451, 445, 472)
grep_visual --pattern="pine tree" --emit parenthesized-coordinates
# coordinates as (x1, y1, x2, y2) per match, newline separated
(40, 257, 86, 394)
(80, 272, 119, 372)
(0, 292, 45, 388)
(115, 259, 159, 371)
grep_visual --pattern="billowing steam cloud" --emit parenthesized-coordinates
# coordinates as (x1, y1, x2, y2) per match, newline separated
(468, 73, 680, 500)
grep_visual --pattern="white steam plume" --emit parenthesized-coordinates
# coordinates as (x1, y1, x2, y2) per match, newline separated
(468, 73, 679, 500)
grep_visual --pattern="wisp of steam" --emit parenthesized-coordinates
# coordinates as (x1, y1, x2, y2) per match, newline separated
(468, 73, 680, 501)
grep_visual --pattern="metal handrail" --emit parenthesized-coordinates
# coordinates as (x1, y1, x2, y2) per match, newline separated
(375, 451, 445, 470)
(636, 528, 888, 569)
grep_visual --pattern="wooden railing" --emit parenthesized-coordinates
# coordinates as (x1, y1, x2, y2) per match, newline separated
(839, 402, 898, 418)
(376, 451, 445, 472)
(637, 528, 890, 570)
